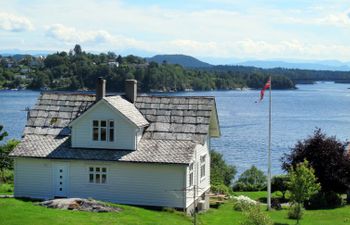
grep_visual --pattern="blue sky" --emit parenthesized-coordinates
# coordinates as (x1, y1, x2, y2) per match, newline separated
(1, 0, 350, 62)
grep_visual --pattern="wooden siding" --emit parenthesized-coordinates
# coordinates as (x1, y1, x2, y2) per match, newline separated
(14, 158, 187, 208)
(14, 158, 53, 199)
(185, 137, 210, 207)
(71, 101, 137, 150)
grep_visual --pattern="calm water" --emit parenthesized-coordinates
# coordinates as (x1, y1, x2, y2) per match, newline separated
(1, 82, 350, 175)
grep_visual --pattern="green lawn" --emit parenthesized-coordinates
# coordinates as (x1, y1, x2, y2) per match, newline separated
(0, 193, 350, 225)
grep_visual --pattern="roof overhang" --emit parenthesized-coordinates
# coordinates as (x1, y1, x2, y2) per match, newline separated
(209, 99, 221, 138)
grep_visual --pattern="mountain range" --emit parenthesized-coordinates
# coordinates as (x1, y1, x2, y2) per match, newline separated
(147, 55, 350, 71)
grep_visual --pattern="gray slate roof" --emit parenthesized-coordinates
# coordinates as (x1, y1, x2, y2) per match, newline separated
(23, 93, 95, 136)
(11, 135, 196, 164)
(103, 96, 149, 127)
(12, 92, 217, 164)
(135, 96, 214, 144)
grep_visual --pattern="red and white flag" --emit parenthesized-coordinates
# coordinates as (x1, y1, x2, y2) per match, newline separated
(259, 78, 271, 102)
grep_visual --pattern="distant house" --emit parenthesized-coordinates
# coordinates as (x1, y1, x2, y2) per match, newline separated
(10, 79, 220, 213)
(108, 61, 119, 68)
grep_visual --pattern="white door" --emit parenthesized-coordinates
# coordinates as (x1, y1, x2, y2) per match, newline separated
(53, 163, 69, 197)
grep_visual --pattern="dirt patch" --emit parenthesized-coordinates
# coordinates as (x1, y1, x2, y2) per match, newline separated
(38, 198, 122, 213)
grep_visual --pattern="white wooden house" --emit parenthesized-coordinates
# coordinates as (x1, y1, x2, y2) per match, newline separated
(10, 79, 220, 213)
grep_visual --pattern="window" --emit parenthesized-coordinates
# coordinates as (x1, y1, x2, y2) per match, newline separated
(89, 167, 107, 184)
(92, 120, 114, 142)
(189, 163, 194, 186)
(200, 155, 206, 179)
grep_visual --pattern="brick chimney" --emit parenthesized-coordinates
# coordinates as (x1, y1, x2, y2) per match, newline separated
(125, 79, 137, 103)
(96, 77, 106, 101)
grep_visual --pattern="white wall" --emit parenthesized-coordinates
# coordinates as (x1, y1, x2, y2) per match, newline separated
(14, 158, 53, 199)
(185, 137, 211, 207)
(14, 158, 187, 208)
(71, 101, 138, 150)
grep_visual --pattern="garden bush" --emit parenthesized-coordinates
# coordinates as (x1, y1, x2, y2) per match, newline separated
(0, 169, 14, 184)
(288, 204, 304, 220)
(232, 195, 257, 211)
(0, 183, 14, 194)
(305, 191, 345, 209)
(239, 204, 273, 225)
(271, 175, 289, 200)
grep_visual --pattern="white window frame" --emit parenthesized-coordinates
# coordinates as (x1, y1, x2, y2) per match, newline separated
(189, 162, 194, 187)
(200, 154, 206, 180)
(88, 166, 108, 184)
(92, 120, 114, 142)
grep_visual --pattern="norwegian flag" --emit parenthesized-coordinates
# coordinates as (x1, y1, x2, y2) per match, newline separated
(259, 78, 271, 102)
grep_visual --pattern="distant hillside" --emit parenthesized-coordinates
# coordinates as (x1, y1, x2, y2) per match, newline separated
(237, 60, 350, 71)
(147, 54, 212, 68)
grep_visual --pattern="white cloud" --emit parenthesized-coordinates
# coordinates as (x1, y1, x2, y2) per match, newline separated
(0, 12, 34, 32)
(46, 24, 114, 44)
(283, 10, 350, 27)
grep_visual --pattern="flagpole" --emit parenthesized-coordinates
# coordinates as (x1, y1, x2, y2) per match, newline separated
(267, 76, 272, 211)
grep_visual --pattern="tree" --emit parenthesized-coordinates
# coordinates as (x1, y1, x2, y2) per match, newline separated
(233, 165, 266, 191)
(0, 139, 19, 183)
(287, 160, 320, 223)
(0, 125, 8, 141)
(73, 44, 82, 55)
(210, 150, 236, 186)
(282, 128, 349, 194)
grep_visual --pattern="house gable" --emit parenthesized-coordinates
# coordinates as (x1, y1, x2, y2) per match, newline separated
(71, 99, 142, 150)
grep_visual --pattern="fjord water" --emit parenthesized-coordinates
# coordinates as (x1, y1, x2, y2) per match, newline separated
(1, 82, 350, 175)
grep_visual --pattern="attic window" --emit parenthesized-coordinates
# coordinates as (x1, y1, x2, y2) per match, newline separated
(92, 120, 114, 142)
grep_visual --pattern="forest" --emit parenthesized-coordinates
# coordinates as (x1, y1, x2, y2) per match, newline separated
(3, 45, 349, 92)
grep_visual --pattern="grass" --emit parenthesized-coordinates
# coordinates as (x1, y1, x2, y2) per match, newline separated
(0, 198, 192, 225)
(0, 192, 350, 225)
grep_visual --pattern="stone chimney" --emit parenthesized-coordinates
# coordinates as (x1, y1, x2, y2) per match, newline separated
(96, 77, 106, 101)
(125, 79, 137, 103)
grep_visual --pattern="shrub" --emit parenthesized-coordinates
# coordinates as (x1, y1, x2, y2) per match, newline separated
(233, 166, 266, 191)
(0, 169, 14, 184)
(271, 175, 289, 200)
(0, 183, 14, 194)
(288, 204, 304, 220)
(211, 184, 231, 196)
(239, 204, 273, 225)
(233, 195, 257, 211)
(305, 191, 345, 209)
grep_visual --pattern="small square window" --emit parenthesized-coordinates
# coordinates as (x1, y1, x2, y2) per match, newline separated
(109, 121, 114, 127)
(93, 120, 99, 127)
(96, 167, 100, 172)
(101, 120, 107, 127)
(102, 168, 106, 173)
(89, 167, 94, 172)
